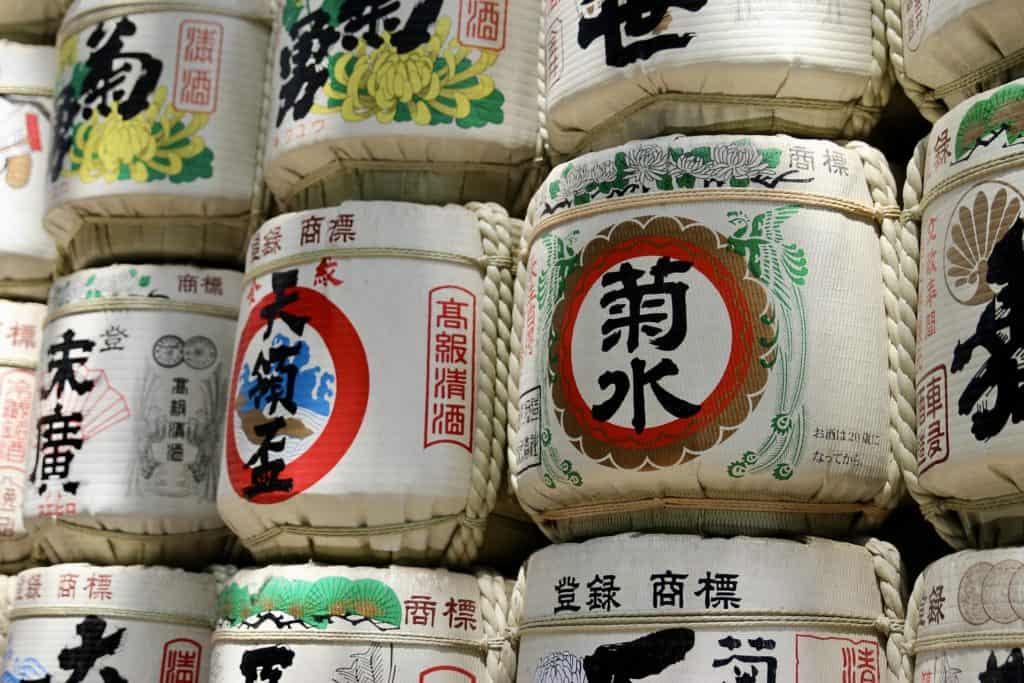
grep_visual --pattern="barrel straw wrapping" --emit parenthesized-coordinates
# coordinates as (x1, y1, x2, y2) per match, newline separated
(23, 264, 242, 567)
(542, 0, 893, 160)
(45, 0, 272, 271)
(1, 564, 215, 681)
(887, 0, 1024, 122)
(264, 0, 543, 214)
(0, 576, 10, 659)
(906, 548, 1024, 682)
(211, 564, 518, 683)
(0, 41, 58, 302)
(508, 134, 915, 541)
(0, 1, 71, 41)
(0, 301, 46, 572)
(513, 534, 910, 683)
(899, 77, 1024, 549)
(217, 201, 518, 566)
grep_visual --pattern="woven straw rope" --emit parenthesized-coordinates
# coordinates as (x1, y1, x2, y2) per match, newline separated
(509, 143, 909, 534)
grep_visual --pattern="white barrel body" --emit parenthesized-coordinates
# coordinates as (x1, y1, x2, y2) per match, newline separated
(218, 201, 515, 564)
(24, 264, 242, 566)
(913, 77, 1024, 546)
(911, 548, 1024, 682)
(0, 1, 70, 40)
(0, 41, 57, 302)
(897, 0, 1024, 119)
(545, 0, 889, 157)
(212, 564, 503, 683)
(0, 301, 46, 570)
(518, 534, 901, 683)
(2, 564, 214, 682)
(266, 0, 541, 213)
(45, 0, 271, 269)
(513, 135, 899, 540)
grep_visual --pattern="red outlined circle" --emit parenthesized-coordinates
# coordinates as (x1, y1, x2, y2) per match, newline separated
(226, 287, 369, 503)
(556, 235, 756, 451)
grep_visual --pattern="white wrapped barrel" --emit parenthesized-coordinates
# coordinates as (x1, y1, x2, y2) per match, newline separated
(45, 0, 272, 270)
(0, 42, 58, 303)
(2, 564, 215, 682)
(889, 0, 1024, 121)
(218, 201, 518, 565)
(902, 76, 1024, 549)
(0, 576, 10, 661)
(0, 1, 70, 40)
(511, 135, 914, 541)
(543, 0, 893, 159)
(906, 548, 1024, 682)
(516, 534, 909, 682)
(211, 564, 517, 683)
(24, 264, 242, 567)
(265, 0, 542, 214)
(0, 301, 45, 572)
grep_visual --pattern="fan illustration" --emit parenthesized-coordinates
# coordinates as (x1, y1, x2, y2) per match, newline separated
(0, 98, 42, 190)
(39, 366, 131, 440)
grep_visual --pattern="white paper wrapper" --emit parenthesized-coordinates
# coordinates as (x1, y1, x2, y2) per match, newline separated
(0, 41, 58, 302)
(212, 564, 513, 683)
(909, 77, 1024, 547)
(0, 1, 70, 40)
(909, 548, 1024, 683)
(544, 0, 890, 157)
(265, 0, 542, 213)
(511, 134, 908, 541)
(217, 201, 518, 566)
(517, 534, 905, 683)
(45, 0, 272, 269)
(893, 0, 1024, 120)
(0, 301, 46, 571)
(2, 564, 215, 683)
(24, 264, 242, 567)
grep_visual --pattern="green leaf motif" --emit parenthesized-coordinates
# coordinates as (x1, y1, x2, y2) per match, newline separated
(70, 62, 91, 99)
(282, 0, 303, 31)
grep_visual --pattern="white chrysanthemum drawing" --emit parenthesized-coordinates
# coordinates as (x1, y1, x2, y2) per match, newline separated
(535, 652, 587, 683)
(709, 142, 772, 182)
(624, 144, 669, 191)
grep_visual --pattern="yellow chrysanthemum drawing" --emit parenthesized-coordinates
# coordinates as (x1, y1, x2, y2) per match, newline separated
(312, 16, 504, 128)
(68, 86, 213, 184)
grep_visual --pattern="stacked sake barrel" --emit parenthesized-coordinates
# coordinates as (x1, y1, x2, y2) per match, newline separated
(0, 2, 71, 42)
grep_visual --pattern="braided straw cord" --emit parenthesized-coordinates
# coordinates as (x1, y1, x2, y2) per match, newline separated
(478, 569, 520, 683)
(534, 0, 549, 165)
(864, 538, 912, 683)
(850, 0, 896, 138)
(207, 564, 239, 595)
(904, 571, 923, 669)
(897, 142, 970, 549)
(884, 0, 947, 122)
(443, 204, 518, 566)
(846, 142, 909, 523)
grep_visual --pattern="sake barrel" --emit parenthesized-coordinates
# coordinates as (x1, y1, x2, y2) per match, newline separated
(510, 134, 915, 541)
(0, 301, 46, 572)
(265, 0, 542, 214)
(24, 264, 242, 567)
(889, 0, 1024, 122)
(0, 2, 70, 41)
(211, 564, 517, 683)
(0, 576, 10, 660)
(906, 548, 1024, 682)
(217, 201, 518, 565)
(901, 76, 1024, 549)
(2, 564, 215, 682)
(516, 533, 909, 683)
(45, 0, 272, 270)
(0, 42, 57, 303)
(543, 0, 893, 159)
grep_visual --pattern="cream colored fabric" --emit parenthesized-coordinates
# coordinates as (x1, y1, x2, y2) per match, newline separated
(889, 0, 1024, 121)
(217, 202, 518, 567)
(212, 564, 518, 683)
(510, 134, 910, 541)
(24, 265, 241, 567)
(513, 534, 909, 683)
(544, 0, 892, 158)
(263, 0, 543, 214)
(901, 77, 1024, 548)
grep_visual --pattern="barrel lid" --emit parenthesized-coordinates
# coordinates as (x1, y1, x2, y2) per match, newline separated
(61, 0, 272, 40)
(48, 263, 242, 318)
(246, 202, 486, 277)
(10, 564, 217, 626)
(0, 300, 45, 368)
(522, 534, 884, 624)
(0, 42, 56, 95)
(915, 547, 1024, 642)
